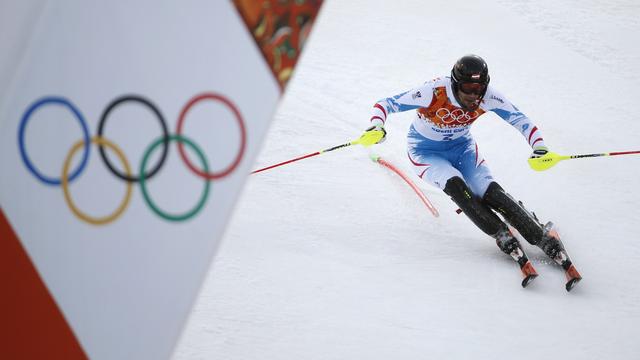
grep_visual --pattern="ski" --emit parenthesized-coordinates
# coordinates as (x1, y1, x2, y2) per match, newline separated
(560, 260, 582, 292)
(540, 222, 583, 292)
(547, 246, 583, 291)
(565, 264, 582, 291)
(520, 260, 539, 288)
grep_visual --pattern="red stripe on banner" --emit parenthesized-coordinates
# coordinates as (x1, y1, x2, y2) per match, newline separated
(531, 138, 543, 147)
(370, 116, 384, 123)
(374, 103, 387, 118)
(0, 209, 88, 360)
(528, 126, 538, 144)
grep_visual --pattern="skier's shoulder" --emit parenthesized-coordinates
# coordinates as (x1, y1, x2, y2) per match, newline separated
(403, 76, 446, 100)
(387, 77, 440, 104)
(480, 86, 528, 122)
(481, 86, 511, 110)
(424, 76, 449, 90)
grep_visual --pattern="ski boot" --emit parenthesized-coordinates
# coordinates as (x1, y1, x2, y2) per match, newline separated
(496, 230, 538, 288)
(538, 222, 582, 291)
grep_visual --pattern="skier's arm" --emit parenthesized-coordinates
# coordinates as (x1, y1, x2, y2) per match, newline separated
(484, 89, 547, 151)
(369, 84, 434, 127)
(508, 115, 547, 151)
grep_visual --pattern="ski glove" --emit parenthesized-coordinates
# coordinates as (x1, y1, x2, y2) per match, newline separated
(529, 146, 549, 159)
(359, 125, 387, 146)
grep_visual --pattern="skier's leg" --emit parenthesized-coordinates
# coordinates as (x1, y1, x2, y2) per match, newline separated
(443, 175, 536, 282)
(442, 176, 506, 239)
(467, 156, 580, 286)
(482, 181, 575, 269)
(452, 141, 514, 243)
(455, 140, 495, 197)
(410, 143, 537, 285)
(408, 137, 527, 260)
(409, 143, 521, 251)
(408, 149, 503, 236)
(453, 141, 537, 257)
(482, 182, 544, 245)
(455, 141, 546, 246)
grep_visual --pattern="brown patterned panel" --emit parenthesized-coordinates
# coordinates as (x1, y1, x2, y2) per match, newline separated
(233, 0, 324, 90)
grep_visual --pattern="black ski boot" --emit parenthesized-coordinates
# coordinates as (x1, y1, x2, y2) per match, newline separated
(495, 229, 538, 288)
(538, 222, 582, 291)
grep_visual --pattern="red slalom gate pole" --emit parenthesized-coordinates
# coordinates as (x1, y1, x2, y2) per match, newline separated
(372, 155, 439, 218)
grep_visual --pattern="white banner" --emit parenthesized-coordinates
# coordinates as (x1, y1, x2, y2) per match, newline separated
(0, 1, 322, 359)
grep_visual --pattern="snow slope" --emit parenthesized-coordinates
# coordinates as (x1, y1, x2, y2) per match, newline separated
(174, 1, 640, 359)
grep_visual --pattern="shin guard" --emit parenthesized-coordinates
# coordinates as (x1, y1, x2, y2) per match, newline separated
(444, 177, 507, 237)
(482, 182, 543, 245)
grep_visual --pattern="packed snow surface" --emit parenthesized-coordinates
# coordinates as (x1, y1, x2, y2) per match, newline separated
(175, 1, 640, 359)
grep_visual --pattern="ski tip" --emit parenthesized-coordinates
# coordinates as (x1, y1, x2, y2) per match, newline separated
(564, 264, 582, 292)
(565, 277, 582, 292)
(521, 273, 538, 288)
(520, 260, 538, 289)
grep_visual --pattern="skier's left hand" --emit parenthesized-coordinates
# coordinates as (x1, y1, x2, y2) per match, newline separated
(529, 146, 549, 159)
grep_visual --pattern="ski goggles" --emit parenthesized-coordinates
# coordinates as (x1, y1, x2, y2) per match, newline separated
(458, 82, 487, 95)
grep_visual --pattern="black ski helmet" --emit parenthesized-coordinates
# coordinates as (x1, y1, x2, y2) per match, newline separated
(451, 54, 490, 109)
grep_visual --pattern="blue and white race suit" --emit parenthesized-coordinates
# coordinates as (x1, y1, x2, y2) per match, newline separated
(369, 76, 546, 197)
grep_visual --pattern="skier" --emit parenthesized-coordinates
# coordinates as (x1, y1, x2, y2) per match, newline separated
(363, 54, 582, 290)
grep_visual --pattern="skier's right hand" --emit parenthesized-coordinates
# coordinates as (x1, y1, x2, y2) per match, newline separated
(359, 125, 387, 146)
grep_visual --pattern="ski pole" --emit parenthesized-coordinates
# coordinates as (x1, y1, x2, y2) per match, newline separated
(528, 150, 640, 171)
(251, 128, 385, 174)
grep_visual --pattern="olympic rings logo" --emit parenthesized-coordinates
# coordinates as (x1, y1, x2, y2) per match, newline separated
(18, 92, 246, 225)
(435, 108, 479, 124)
